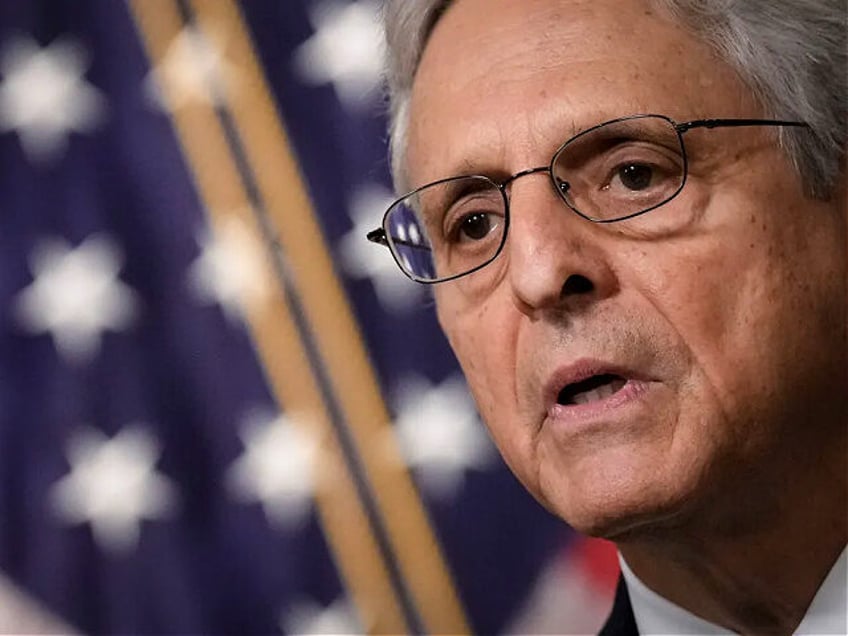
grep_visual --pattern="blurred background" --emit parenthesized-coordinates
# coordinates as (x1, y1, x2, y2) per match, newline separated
(0, 0, 618, 633)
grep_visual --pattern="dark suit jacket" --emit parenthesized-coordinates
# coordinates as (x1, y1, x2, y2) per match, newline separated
(599, 576, 639, 636)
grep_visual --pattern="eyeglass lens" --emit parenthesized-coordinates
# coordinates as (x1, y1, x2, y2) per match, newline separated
(553, 115, 686, 221)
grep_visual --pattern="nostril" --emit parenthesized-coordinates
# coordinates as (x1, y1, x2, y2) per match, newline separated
(562, 274, 594, 295)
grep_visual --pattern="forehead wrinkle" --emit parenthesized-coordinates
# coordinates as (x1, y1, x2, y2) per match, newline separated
(408, 116, 516, 186)
(410, 1, 591, 133)
(433, 0, 577, 81)
(408, 66, 578, 186)
(408, 2, 637, 182)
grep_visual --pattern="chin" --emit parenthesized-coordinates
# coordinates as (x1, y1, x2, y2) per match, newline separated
(536, 449, 703, 541)
(569, 500, 692, 542)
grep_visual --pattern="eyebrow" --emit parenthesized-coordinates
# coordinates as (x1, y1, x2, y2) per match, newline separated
(421, 158, 511, 188)
(412, 111, 642, 187)
(412, 132, 513, 186)
(415, 176, 497, 226)
(419, 117, 587, 185)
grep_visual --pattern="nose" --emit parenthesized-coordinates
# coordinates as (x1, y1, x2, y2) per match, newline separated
(505, 173, 619, 316)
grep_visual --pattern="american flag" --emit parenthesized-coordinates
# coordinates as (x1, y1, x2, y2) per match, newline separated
(0, 1, 617, 633)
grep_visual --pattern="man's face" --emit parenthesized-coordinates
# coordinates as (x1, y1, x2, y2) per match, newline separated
(405, 0, 847, 536)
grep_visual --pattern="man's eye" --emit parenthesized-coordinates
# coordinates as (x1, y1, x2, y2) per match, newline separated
(459, 212, 494, 240)
(615, 163, 654, 191)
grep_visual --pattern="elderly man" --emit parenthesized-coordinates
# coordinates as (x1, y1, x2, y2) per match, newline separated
(368, 0, 846, 633)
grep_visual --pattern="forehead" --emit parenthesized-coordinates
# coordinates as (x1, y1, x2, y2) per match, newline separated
(405, 0, 759, 185)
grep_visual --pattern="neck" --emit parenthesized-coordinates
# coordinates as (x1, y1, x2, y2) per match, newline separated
(618, 437, 847, 635)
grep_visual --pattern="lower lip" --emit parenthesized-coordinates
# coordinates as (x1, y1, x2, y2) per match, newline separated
(546, 379, 655, 428)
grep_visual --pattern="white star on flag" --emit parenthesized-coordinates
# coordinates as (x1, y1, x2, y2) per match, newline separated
(0, 36, 105, 163)
(50, 425, 178, 554)
(293, 0, 384, 108)
(282, 596, 363, 635)
(388, 374, 496, 499)
(338, 184, 425, 312)
(187, 215, 271, 323)
(145, 24, 236, 110)
(226, 411, 319, 530)
(14, 234, 140, 364)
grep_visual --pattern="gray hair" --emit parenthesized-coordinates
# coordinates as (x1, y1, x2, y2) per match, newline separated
(382, 0, 847, 199)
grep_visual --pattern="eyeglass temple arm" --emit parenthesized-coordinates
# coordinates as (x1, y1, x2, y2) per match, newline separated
(366, 229, 431, 251)
(366, 228, 389, 246)
(676, 118, 810, 133)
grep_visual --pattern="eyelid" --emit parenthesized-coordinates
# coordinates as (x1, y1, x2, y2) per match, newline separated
(604, 141, 683, 164)
(442, 188, 502, 223)
(443, 179, 498, 203)
(415, 177, 500, 225)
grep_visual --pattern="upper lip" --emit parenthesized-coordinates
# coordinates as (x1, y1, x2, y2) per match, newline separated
(542, 358, 652, 410)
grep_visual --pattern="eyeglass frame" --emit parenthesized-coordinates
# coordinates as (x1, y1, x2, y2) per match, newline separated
(367, 113, 810, 284)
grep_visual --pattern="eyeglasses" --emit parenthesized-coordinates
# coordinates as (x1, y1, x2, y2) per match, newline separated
(366, 114, 808, 284)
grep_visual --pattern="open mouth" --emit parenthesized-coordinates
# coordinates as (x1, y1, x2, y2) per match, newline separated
(557, 374, 627, 406)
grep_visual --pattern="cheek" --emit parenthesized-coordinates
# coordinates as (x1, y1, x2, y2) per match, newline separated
(436, 292, 538, 471)
(650, 243, 773, 434)
(640, 191, 846, 447)
(438, 294, 515, 417)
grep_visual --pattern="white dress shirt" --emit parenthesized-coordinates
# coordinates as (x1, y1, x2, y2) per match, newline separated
(619, 546, 847, 635)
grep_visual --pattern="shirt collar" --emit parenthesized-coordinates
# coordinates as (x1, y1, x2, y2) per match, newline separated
(619, 546, 847, 635)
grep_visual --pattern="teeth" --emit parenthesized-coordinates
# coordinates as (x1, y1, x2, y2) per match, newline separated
(572, 386, 611, 405)
(570, 378, 627, 405)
